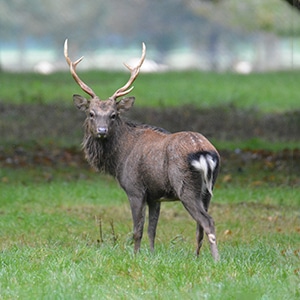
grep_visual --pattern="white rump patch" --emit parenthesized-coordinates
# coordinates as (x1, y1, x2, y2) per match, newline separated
(191, 154, 217, 196)
(206, 155, 217, 172)
(191, 156, 208, 175)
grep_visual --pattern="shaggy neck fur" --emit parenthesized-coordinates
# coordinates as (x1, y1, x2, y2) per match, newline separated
(82, 117, 148, 176)
(82, 117, 125, 175)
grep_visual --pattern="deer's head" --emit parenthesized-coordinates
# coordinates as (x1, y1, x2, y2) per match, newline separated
(64, 39, 146, 138)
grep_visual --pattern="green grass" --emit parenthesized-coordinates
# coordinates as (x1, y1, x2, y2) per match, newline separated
(0, 167, 299, 299)
(214, 138, 300, 151)
(1, 243, 298, 300)
(1, 70, 300, 112)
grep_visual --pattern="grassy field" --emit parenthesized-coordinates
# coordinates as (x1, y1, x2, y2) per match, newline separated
(0, 165, 299, 300)
(0, 70, 299, 299)
(1, 70, 300, 112)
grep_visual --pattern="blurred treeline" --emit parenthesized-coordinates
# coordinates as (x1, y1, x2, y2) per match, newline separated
(0, 0, 300, 71)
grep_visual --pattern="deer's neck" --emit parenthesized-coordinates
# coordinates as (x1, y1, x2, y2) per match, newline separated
(82, 119, 133, 176)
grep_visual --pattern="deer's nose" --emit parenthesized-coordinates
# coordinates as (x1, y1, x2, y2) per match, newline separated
(97, 127, 108, 138)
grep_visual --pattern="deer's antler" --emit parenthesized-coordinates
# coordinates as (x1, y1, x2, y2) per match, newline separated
(110, 43, 146, 100)
(64, 39, 97, 98)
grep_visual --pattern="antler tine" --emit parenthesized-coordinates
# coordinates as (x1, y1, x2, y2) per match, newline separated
(64, 39, 96, 98)
(111, 42, 146, 100)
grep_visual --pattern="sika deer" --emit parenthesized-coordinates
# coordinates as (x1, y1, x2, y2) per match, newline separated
(64, 39, 220, 260)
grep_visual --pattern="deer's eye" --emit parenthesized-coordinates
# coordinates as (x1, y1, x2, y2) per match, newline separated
(110, 112, 116, 120)
(89, 111, 95, 118)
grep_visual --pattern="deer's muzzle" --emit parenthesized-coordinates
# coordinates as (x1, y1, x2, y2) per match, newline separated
(97, 127, 108, 138)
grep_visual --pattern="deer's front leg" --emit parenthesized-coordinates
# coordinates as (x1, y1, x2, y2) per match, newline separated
(147, 201, 161, 252)
(128, 195, 147, 253)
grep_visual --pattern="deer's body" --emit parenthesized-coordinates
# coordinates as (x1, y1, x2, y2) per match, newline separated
(65, 40, 220, 260)
(84, 119, 218, 198)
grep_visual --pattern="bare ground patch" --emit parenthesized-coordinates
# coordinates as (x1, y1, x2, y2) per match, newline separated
(0, 103, 299, 186)
(0, 103, 299, 144)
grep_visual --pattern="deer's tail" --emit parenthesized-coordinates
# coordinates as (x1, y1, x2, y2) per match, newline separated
(188, 151, 220, 196)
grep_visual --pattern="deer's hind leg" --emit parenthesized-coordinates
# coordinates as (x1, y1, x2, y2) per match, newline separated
(196, 223, 204, 256)
(196, 191, 213, 256)
(180, 189, 219, 261)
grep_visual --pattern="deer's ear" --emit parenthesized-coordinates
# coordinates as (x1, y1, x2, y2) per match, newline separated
(73, 94, 90, 111)
(116, 97, 135, 113)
